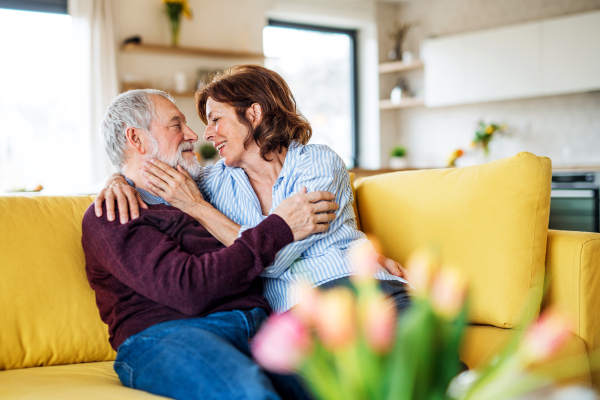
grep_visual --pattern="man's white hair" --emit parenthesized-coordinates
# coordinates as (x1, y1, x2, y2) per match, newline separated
(101, 89, 174, 173)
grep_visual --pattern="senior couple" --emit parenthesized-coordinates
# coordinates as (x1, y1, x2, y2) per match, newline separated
(83, 64, 412, 400)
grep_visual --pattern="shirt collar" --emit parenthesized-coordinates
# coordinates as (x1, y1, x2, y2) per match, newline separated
(125, 177, 171, 206)
(275, 142, 301, 189)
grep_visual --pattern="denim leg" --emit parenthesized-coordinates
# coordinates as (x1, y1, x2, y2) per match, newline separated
(264, 372, 315, 400)
(114, 311, 281, 400)
(318, 277, 412, 316)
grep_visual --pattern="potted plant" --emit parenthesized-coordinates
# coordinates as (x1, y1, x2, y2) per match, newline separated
(199, 143, 218, 166)
(390, 146, 408, 169)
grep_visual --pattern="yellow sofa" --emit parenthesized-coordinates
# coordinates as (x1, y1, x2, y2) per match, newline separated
(1, 152, 599, 398)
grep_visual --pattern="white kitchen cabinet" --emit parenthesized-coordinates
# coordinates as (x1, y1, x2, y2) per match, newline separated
(423, 10, 600, 107)
(422, 36, 465, 107)
(462, 23, 541, 103)
(541, 11, 600, 96)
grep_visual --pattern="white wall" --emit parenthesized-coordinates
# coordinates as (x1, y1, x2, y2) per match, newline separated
(381, 0, 600, 168)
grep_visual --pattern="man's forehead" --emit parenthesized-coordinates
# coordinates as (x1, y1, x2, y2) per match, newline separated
(152, 95, 186, 123)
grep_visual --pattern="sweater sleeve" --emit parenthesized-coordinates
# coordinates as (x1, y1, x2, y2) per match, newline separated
(82, 206, 292, 316)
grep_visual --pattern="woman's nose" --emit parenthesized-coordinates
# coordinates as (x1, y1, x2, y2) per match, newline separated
(203, 125, 213, 142)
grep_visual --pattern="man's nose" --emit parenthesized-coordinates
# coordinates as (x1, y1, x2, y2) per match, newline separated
(183, 124, 198, 143)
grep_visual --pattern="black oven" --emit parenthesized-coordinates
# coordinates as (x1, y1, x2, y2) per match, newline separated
(549, 172, 599, 233)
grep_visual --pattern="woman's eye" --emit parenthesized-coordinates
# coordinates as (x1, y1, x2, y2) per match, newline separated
(212, 118, 219, 123)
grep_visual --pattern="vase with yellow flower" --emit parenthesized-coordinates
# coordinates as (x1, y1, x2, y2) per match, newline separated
(163, 0, 192, 47)
(472, 120, 507, 157)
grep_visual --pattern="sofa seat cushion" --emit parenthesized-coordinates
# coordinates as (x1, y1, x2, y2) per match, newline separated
(355, 152, 551, 328)
(0, 196, 116, 370)
(0, 362, 167, 399)
(461, 325, 591, 387)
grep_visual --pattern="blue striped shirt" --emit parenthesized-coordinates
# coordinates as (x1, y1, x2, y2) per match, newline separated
(193, 143, 407, 312)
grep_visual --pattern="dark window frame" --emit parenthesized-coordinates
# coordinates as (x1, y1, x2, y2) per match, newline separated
(0, 0, 67, 15)
(268, 19, 360, 167)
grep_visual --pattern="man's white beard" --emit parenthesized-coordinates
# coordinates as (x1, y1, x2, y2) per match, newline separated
(145, 135, 202, 180)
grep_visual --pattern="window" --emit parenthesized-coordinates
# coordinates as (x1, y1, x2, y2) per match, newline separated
(0, 8, 83, 193)
(263, 20, 358, 167)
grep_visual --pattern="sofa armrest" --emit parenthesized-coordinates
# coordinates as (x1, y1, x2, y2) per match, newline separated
(543, 229, 600, 386)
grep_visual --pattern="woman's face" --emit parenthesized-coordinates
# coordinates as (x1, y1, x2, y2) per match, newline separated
(203, 97, 258, 168)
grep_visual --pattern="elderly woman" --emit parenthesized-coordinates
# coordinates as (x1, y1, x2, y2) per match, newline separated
(98, 64, 411, 313)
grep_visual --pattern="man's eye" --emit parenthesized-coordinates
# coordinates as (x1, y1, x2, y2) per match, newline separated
(212, 118, 219, 123)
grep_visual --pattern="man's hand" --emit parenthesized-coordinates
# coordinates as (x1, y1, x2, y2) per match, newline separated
(95, 173, 147, 224)
(378, 254, 413, 283)
(142, 159, 206, 213)
(273, 187, 339, 242)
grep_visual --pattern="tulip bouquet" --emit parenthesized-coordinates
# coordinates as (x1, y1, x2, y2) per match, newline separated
(252, 249, 469, 400)
(252, 247, 584, 400)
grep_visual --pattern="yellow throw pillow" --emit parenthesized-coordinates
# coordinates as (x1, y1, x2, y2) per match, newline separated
(0, 196, 116, 370)
(355, 153, 551, 328)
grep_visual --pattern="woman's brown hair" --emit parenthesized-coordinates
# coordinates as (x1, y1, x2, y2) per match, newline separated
(195, 64, 312, 161)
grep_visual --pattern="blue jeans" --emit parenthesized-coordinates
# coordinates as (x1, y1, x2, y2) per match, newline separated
(114, 308, 312, 400)
(319, 277, 412, 315)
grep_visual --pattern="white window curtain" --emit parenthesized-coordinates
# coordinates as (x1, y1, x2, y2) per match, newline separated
(69, 0, 118, 191)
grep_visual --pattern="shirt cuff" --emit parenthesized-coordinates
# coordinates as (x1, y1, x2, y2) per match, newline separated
(238, 225, 252, 238)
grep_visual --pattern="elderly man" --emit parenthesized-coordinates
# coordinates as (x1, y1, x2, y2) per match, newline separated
(82, 89, 338, 399)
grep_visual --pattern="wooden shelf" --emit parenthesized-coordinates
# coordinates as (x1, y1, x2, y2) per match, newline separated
(121, 42, 265, 59)
(379, 98, 425, 110)
(169, 91, 196, 98)
(379, 60, 424, 74)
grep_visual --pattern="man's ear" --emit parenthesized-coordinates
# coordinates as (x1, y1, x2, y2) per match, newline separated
(245, 103, 263, 128)
(126, 127, 147, 155)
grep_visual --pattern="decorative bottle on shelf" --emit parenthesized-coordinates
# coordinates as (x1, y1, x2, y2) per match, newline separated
(391, 79, 409, 105)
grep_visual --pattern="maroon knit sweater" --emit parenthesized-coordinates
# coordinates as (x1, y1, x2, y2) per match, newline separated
(81, 204, 293, 350)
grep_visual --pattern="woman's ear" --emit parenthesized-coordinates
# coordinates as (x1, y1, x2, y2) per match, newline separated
(126, 127, 147, 155)
(246, 103, 263, 128)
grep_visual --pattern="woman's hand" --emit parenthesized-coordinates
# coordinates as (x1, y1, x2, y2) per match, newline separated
(378, 254, 413, 283)
(142, 158, 205, 213)
(95, 173, 147, 224)
(273, 187, 339, 242)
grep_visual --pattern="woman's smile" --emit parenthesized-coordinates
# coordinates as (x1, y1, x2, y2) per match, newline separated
(215, 140, 227, 156)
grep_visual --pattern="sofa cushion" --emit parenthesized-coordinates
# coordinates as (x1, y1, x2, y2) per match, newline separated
(460, 325, 591, 387)
(0, 361, 166, 399)
(354, 152, 551, 328)
(0, 196, 116, 370)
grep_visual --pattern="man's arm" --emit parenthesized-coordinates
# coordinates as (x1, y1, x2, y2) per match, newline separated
(83, 206, 292, 316)
(140, 160, 338, 245)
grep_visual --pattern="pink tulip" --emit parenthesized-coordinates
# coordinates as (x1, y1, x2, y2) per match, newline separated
(406, 250, 438, 294)
(292, 284, 320, 326)
(349, 241, 380, 282)
(430, 266, 467, 319)
(519, 309, 572, 365)
(362, 293, 397, 353)
(252, 312, 313, 374)
(314, 287, 357, 351)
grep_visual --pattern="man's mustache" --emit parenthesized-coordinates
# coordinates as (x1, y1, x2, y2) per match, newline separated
(179, 142, 194, 152)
